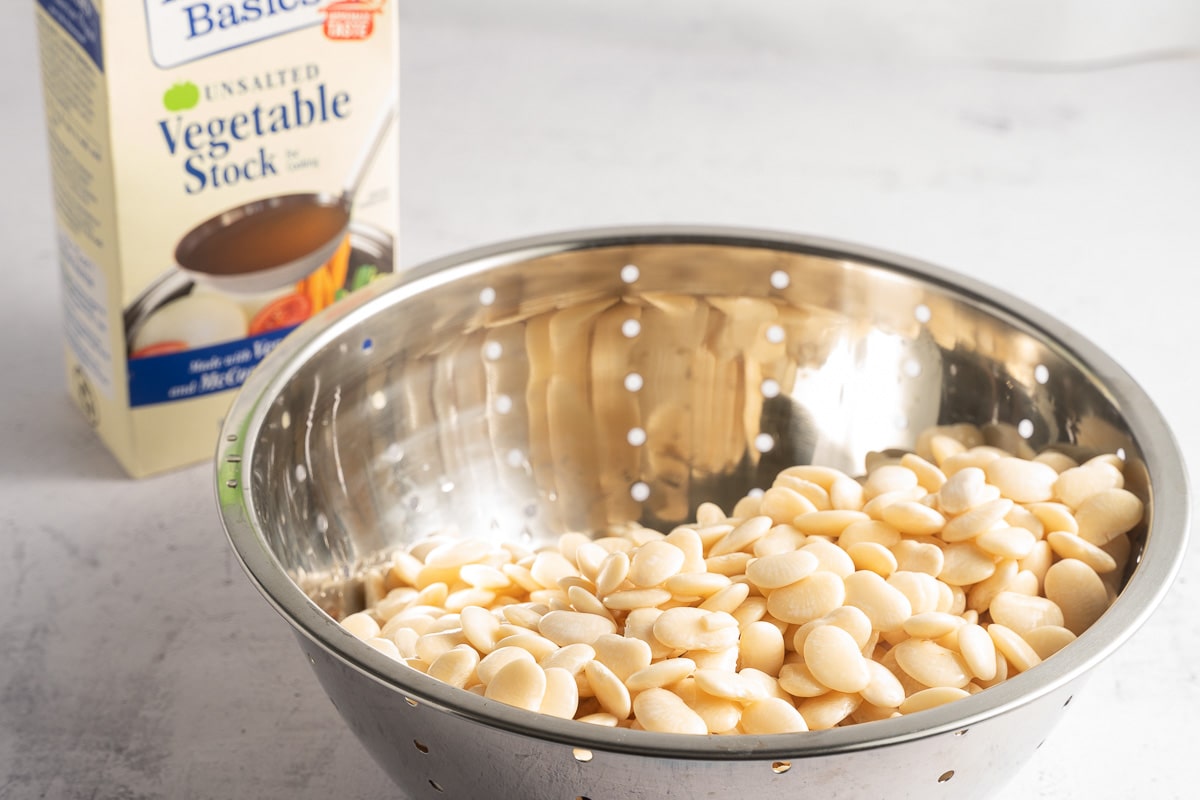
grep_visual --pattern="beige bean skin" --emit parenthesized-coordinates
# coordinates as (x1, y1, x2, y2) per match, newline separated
(623, 608, 674, 660)
(989, 592, 1065, 637)
(426, 646, 480, 688)
(699, 583, 752, 615)
(1046, 531, 1118, 574)
(664, 527, 707, 573)
(628, 540, 687, 587)
(899, 687, 970, 714)
(937, 467, 989, 515)
(892, 638, 971, 689)
(939, 543, 997, 586)
(864, 464, 919, 498)
(1075, 489, 1144, 546)
(745, 550, 819, 590)
(956, 623, 997, 681)
(778, 661, 829, 698)
(1044, 558, 1110, 635)
(625, 658, 697, 692)
(538, 610, 618, 646)
(887, 571, 941, 615)
(1023, 626, 1077, 660)
(415, 629, 468, 664)
(653, 608, 741, 651)
(665, 571, 732, 598)
(804, 625, 870, 693)
(584, 660, 632, 719)
(801, 539, 857, 578)
(988, 624, 1042, 673)
(540, 642, 595, 673)
(365, 637, 402, 660)
(1025, 502, 1079, 535)
(1054, 463, 1124, 509)
(739, 621, 787, 676)
(791, 510, 871, 537)
(798, 692, 862, 730)
(603, 588, 674, 611)
(792, 605, 873, 653)
(891, 540, 944, 576)
(539, 667, 580, 719)
(689, 646, 740, 672)
(673, 677, 743, 733)
(766, 571, 846, 626)
(759, 487, 820, 526)
(593, 633, 652, 682)
(861, 660, 906, 708)
(530, 551, 579, 589)
(1018, 540, 1054, 590)
(880, 502, 946, 536)
(477, 645, 537, 685)
(774, 475, 833, 511)
(342, 612, 382, 641)
(705, 552, 755, 576)
(460, 605, 502, 654)
(901, 453, 947, 492)
(1033, 451, 1078, 473)
(632, 688, 708, 735)
(595, 551, 631, 597)
(830, 476, 866, 510)
(976, 526, 1037, 560)
(843, 570, 913, 633)
(903, 612, 964, 640)
(941, 498, 1014, 543)
(985, 457, 1058, 503)
(485, 657, 547, 711)
(495, 632, 560, 662)
(742, 698, 810, 734)
(709, 516, 775, 557)
(1004, 505, 1044, 538)
(577, 712, 620, 727)
(838, 520, 902, 549)
(752, 525, 808, 558)
(846, 541, 898, 577)
(693, 669, 765, 702)
(731, 596, 769, 629)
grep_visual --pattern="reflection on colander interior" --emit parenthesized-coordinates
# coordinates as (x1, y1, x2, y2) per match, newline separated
(245, 240, 1141, 620)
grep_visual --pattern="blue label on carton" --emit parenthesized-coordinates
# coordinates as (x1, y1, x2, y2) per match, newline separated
(38, 0, 104, 71)
(127, 327, 295, 407)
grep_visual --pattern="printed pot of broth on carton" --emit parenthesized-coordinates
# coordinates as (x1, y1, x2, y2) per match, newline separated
(35, 0, 399, 477)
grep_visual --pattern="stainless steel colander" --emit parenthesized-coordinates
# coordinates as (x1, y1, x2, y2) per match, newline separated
(216, 227, 1188, 800)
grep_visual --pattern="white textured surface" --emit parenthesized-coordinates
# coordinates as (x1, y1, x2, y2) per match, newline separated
(2, 3, 1198, 798)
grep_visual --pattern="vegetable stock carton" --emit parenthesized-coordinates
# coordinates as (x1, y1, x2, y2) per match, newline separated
(34, 0, 399, 476)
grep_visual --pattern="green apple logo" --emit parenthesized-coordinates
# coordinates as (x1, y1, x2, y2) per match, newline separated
(163, 81, 200, 112)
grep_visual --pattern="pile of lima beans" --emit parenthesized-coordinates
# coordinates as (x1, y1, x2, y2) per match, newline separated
(340, 424, 1142, 735)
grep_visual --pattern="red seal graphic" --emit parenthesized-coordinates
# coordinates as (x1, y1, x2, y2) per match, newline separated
(321, 0, 385, 41)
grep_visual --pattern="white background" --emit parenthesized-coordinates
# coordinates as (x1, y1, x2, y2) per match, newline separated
(2, 2, 1198, 798)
